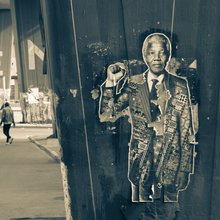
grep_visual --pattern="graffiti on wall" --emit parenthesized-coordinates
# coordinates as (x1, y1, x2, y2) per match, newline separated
(98, 33, 198, 203)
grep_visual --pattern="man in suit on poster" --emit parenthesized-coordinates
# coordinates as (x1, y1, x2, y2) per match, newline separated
(99, 33, 196, 204)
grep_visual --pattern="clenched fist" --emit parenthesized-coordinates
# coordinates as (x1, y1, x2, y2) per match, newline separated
(105, 62, 126, 87)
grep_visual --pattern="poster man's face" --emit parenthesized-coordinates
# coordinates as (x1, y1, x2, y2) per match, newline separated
(144, 42, 169, 75)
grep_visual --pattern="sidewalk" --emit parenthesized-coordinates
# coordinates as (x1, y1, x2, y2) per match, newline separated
(0, 131, 65, 219)
(28, 135, 61, 163)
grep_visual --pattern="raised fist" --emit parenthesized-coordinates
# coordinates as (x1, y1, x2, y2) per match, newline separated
(106, 62, 126, 87)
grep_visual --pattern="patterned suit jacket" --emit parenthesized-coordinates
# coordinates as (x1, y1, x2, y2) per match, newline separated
(99, 70, 195, 202)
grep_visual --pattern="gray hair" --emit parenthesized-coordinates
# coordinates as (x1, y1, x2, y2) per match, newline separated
(142, 33, 171, 64)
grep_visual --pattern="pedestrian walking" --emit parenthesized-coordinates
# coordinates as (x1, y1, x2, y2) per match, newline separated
(0, 102, 15, 144)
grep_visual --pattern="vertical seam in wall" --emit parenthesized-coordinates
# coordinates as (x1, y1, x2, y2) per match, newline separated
(208, 76, 220, 220)
(170, 0, 176, 44)
(69, 0, 97, 220)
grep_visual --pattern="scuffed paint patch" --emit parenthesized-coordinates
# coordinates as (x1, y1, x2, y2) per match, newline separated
(91, 89, 100, 100)
(60, 162, 72, 220)
(87, 42, 112, 57)
(51, 91, 59, 109)
(63, 116, 72, 126)
(70, 89, 78, 98)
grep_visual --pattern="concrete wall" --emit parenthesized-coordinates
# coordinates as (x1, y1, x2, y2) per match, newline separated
(0, 9, 12, 97)
(11, 0, 48, 92)
(12, 0, 220, 219)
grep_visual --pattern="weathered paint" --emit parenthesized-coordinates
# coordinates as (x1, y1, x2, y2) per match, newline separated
(31, 0, 220, 219)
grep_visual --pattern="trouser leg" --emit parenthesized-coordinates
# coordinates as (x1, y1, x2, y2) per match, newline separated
(140, 200, 180, 220)
(121, 200, 179, 220)
(3, 124, 11, 142)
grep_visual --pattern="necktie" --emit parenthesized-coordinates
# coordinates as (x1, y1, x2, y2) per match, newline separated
(150, 79, 158, 100)
(149, 79, 160, 121)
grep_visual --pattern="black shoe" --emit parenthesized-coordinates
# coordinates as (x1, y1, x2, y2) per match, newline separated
(9, 137, 13, 144)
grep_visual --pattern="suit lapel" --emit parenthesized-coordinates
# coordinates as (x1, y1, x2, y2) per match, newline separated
(163, 73, 175, 134)
(137, 77, 152, 122)
(164, 73, 174, 110)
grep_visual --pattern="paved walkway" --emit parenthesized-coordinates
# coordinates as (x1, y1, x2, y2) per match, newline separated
(14, 123, 61, 163)
(28, 136, 60, 163)
(0, 128, 65, 220)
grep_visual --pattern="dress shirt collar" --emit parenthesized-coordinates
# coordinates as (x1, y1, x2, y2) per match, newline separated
(148, 71, 164, 84)
(147, 71, 164, 91)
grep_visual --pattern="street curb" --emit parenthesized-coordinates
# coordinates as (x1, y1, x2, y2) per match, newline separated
(16, 124, 53, 128)
(28, 136, 60, 163)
